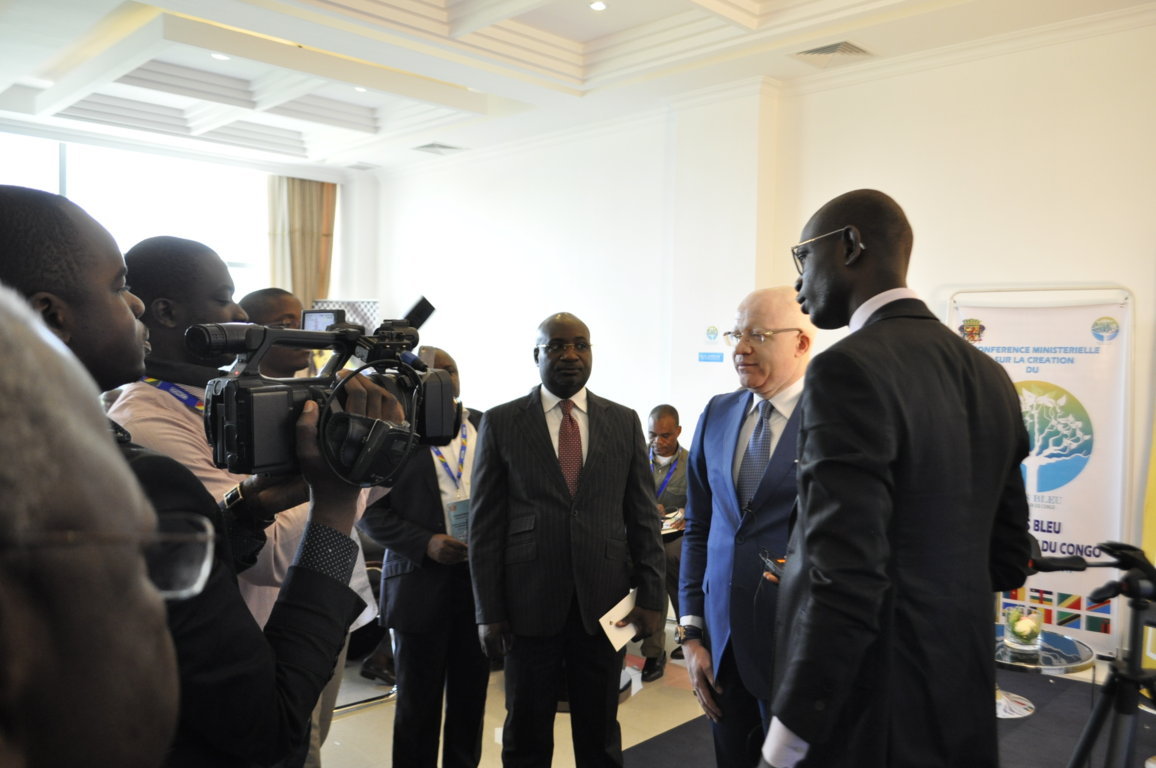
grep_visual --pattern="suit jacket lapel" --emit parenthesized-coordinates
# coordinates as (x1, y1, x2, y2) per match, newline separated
(579, 392, 609, 498)
(519, 386, 570, 498)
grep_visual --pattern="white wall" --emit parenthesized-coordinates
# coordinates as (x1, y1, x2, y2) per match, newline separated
(368, 87, 779, 436)
(348, 19, 1156, 538)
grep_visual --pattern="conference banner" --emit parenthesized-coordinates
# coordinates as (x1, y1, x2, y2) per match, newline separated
(950, 292, 1130, 656)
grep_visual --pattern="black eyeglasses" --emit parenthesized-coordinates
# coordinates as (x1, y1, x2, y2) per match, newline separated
(722, 328, 802, 346)
(536, 341, 592, 356)
(790, 226, 865, 274)
(0, 512, 215, 600)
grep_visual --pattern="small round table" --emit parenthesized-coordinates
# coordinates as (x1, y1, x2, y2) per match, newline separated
(994, 625, 1095, 719)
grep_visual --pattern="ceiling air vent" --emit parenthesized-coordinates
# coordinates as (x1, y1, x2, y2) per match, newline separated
(794, 41, 872, 69)
(413, 142, 466, 155)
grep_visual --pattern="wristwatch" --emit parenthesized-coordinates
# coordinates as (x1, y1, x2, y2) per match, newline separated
(222, 483, 275, 530)
(675, 624, 704, 644)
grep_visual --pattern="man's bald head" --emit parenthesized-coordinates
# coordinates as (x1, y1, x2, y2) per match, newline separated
(418, 346, 462, 399)
(124, 235, 247, 364)
(0, 186, 91, 304)
(731, 286, 814, 398)
(534, 312, 592, 399)
(808, 189, 913, 275)
(794, 190, 912, 329)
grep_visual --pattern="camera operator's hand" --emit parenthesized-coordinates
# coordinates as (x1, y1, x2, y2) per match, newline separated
(426, 534, 468, 565)
(478, 622, 514, 659)
(297, 373, 401, 534)
(237, 473, 308, 526)
(336, 369, 405, 423)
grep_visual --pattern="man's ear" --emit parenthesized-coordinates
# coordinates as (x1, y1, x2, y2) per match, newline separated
(26, 291, 75, 343)
(532, 347, 540, 365)
(150, 297, 180, 329)
(796, 330, 813, 356)
(844, 225, 866, 266)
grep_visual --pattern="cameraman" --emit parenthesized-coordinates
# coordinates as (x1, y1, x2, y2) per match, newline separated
(0, 185, 402, 767)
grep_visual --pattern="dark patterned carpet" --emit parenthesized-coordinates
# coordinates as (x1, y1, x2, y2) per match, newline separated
(624, 669, 1156, 767)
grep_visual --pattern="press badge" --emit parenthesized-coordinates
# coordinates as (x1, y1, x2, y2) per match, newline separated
(448, 498, 471, 541)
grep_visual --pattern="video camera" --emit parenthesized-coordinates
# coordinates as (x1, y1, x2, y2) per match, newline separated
(188, 299, 457, 487)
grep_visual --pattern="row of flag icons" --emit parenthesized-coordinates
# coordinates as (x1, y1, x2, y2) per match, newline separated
(1002, 587, 1112, 633)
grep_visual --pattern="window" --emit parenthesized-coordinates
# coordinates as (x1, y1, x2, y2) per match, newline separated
(0, 134, 271, 299)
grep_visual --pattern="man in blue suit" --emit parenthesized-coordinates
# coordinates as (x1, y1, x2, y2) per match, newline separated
(678, 286, 815, 768)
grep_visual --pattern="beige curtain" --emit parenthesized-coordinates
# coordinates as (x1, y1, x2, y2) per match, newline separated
(268, 176, 338, 309)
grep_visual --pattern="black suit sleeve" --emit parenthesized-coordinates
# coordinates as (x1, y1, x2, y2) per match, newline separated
(772, 349, 895, 745)
(468, 410, 510, 625)
(359, 470, 437, 567)
(621, 409, 666, 611)
(122, 446, 361, 766)
(988, 382, 1032, 592)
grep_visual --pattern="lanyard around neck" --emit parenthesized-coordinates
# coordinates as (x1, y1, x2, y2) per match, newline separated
(432, 421, 469, 488)
(143, 377, 205, 414)
(649, 447, 679, 499)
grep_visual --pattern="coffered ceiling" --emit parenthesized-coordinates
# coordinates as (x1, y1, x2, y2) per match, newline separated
(0, 0, 1153, 171)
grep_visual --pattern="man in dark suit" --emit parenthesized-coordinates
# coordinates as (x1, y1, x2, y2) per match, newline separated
(469, 312, 666, 768)
(359, 346, 490, 768)
(678, 286, 814, 768)
(761, 190, 1031, 768)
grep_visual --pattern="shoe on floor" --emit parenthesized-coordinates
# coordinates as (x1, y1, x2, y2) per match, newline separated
(671, 646, 684, 660)
(359, 654, 397, 686)
(641, 651, 666, 682)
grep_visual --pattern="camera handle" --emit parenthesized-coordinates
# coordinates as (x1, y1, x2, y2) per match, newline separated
(316, 359, 420, 487)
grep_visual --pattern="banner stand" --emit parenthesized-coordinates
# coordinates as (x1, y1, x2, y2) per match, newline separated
(949, 287, 1133, 658)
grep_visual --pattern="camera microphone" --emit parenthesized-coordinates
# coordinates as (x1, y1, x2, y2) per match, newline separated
(1027, 534, 1087, 574)
(1028, 555, 1087, 573)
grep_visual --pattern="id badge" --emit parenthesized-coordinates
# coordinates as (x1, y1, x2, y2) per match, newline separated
(448, 498, 471, 542)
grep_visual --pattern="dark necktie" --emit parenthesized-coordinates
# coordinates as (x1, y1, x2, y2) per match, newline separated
(558, 399, 583, 497)
(737, 399, 775, 509)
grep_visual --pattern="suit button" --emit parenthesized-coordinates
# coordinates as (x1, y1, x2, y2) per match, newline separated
(814, 700, 827, 711)
(736, 535, 746, 544)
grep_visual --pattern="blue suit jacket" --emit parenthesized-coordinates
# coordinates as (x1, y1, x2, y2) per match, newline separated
(679, 388, 799, 699)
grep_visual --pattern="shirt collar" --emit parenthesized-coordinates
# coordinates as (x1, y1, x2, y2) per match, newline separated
(746, 376, 805, 420)
(541, 385, 588, 414)
(849, 287, 920, 332)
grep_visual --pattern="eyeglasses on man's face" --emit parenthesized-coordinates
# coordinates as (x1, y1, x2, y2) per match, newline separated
(536, 341, 593, 356)
(0, 512, 215, 600)
(722, 328, 802, 346)
(790, 226, 866, 274)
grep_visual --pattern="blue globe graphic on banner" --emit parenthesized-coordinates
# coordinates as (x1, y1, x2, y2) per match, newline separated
(1015, 381, 1093, 494)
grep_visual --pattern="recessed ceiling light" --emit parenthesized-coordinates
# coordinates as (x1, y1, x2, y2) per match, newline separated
(354, 86, 367, 93)
(590, 1, 607, 10)
(210, 53, 230, 61)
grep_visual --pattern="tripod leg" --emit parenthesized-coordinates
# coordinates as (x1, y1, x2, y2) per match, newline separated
(1102, 708, 1136, 768)
(1066, 673, 1117, 768)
